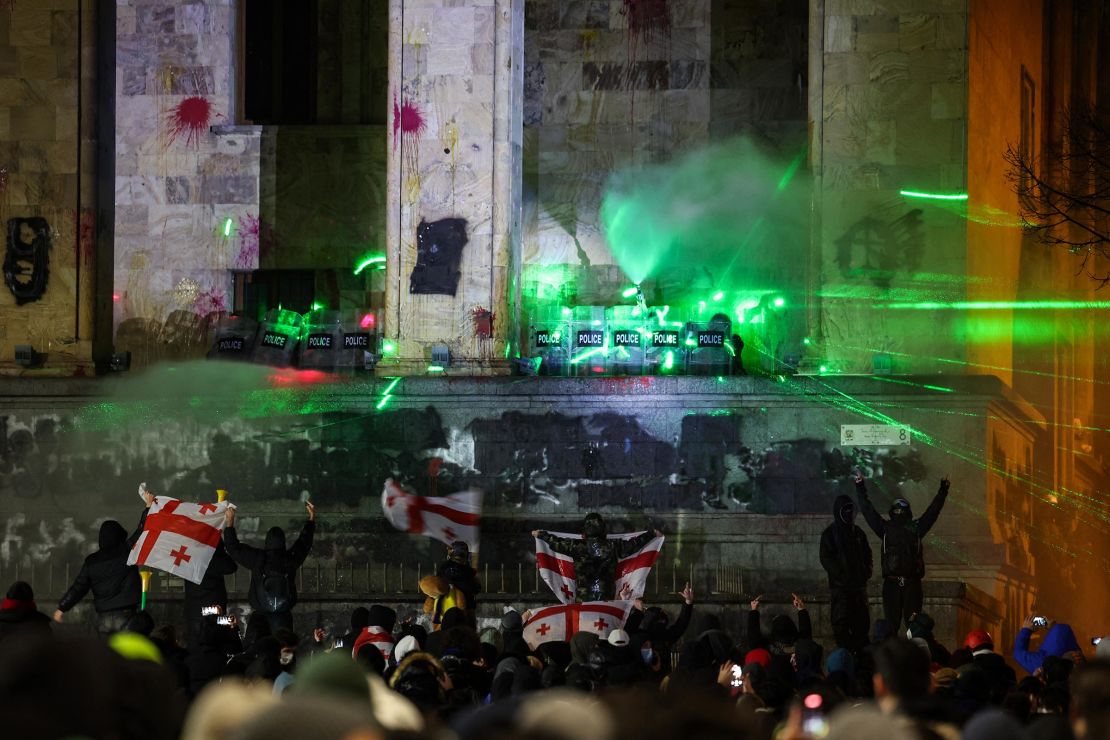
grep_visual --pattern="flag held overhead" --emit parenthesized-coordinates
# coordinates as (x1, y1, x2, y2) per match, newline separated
(381, 478, 482, 551)
(535, 532, 664, 604)
(127, 496, 230, 585)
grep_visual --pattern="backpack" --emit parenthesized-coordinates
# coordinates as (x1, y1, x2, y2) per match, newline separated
(881, 523, 925, 579)
(255, 557, 294, 613)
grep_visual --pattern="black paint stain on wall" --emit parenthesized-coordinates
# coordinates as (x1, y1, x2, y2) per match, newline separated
(4, 217, 51, 304)
(0, 405, 933, 569)
(409, 218, 468, 296)
(834, 209, 923, 288)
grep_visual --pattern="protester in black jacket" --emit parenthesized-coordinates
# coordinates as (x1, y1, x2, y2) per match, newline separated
(55, 497, 149, 635)
(855, 471, 950, 631)
(747, 593, 812, 657)
(182, 542, 237, 647)
(624, 582, 695, 676)
(222, 501, 315, 645)
(819, 493, 873, 652)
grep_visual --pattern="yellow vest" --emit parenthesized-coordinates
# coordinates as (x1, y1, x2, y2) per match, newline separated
(431, 586, 467, 629)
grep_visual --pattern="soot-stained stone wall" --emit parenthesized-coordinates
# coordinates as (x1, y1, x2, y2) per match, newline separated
(0, 373, 1030, 605)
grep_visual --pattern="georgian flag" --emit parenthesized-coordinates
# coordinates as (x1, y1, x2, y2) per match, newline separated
(352, 626, 395, 662)
(535, 532, 664, 604)
(127, 496, 229, 585)
(523, 601, 634, 649)
(381, 478, 482, 550)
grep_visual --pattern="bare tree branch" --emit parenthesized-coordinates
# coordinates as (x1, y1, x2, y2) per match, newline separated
(1005, 103, 1110, 286)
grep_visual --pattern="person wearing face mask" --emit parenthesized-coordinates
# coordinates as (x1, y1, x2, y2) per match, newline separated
(855, 471, 951, 632)
(532, 513, 660, 602)
(819, 493, 873, 652)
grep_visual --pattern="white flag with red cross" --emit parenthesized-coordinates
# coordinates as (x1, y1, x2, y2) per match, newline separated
(535, 532, 664, 604)
(127, 496, 229, 585)
(523, 601, 634, 649)
(381, 478, 482, 551)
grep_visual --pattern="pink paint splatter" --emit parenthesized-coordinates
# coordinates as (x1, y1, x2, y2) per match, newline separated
(393, 95, 426, 140)
(622, 0, 671, 40)
(235, 214, 260, 269)
(193, 288, 227, 316)
(167, 96, 214, 148)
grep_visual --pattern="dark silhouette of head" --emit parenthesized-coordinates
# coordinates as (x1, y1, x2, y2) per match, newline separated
(583, 513, 607, 539)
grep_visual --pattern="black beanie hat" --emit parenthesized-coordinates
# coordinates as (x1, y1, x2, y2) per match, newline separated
(5, 581, 34, 601)
(368, 605, 397, 633)
(350, 606, 370, 632)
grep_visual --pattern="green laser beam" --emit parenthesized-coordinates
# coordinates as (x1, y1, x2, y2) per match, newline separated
(382, 377, 401, 396)
(570, 347, 606, 365)
(878, 300, 1110, 310)
(376, 394, 392, 410)
(223, 218, 233, 237)
(865, 375, 955, 393)
(899, 190, 969, 201)
(354, 256, 387, 275)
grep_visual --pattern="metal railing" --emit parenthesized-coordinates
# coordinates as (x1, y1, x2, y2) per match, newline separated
(1, 559, 746, 603)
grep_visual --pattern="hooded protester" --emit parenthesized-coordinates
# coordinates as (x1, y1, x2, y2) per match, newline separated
(183, 540, 237, 648)
(624, 582, 695, 676)
(222, 501, 316, 645)
(437, 540, 481, 616)
(791, 638, 825, 689)
(532, 513, 659, 602)
(0, 580, 51, 641)
(819, 493, 873, 651)
(55, 509, 147, 635)
(1013, 618, 1083, 675)
(905, 612, 951, 667)
(746, 593, 812, 657)
(855, 472, 951, 630)
(334, 607, 369, 652)
(353, 604, 397, 663)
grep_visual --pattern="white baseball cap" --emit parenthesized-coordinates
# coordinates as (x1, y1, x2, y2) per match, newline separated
(607, 629, 630, 647)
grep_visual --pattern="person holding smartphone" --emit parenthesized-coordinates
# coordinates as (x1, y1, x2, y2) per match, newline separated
(1013, 614, 1083, 675)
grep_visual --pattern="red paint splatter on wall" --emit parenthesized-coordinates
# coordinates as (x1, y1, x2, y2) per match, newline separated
(471, 307, 494, 339)
(78, 210, 95, 267)
(167, 96, 215, 148)
(622, 0, 671, 41)
(393, 96, 426, 138)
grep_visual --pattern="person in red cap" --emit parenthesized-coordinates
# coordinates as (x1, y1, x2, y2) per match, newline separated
(965, 628, 1016, 702)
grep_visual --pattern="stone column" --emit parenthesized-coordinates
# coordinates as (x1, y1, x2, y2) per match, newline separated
(384, 0, 523, 375)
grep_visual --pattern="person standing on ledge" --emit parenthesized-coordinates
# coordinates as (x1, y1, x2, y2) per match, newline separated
(223, 500, 316, 646)
(819, 492, 873, 652)
(854, 470, 950, 632)
(532, 513, 660, 602)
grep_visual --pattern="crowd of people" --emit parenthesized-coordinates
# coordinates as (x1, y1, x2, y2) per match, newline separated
(0, 479, 1108, 740)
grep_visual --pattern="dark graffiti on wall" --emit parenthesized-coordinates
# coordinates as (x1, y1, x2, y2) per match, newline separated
(0, 398, 939, 568)
(409, 218, 468, 296)
(834, 209, 924, 288)
(4, 217, 51, 304)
